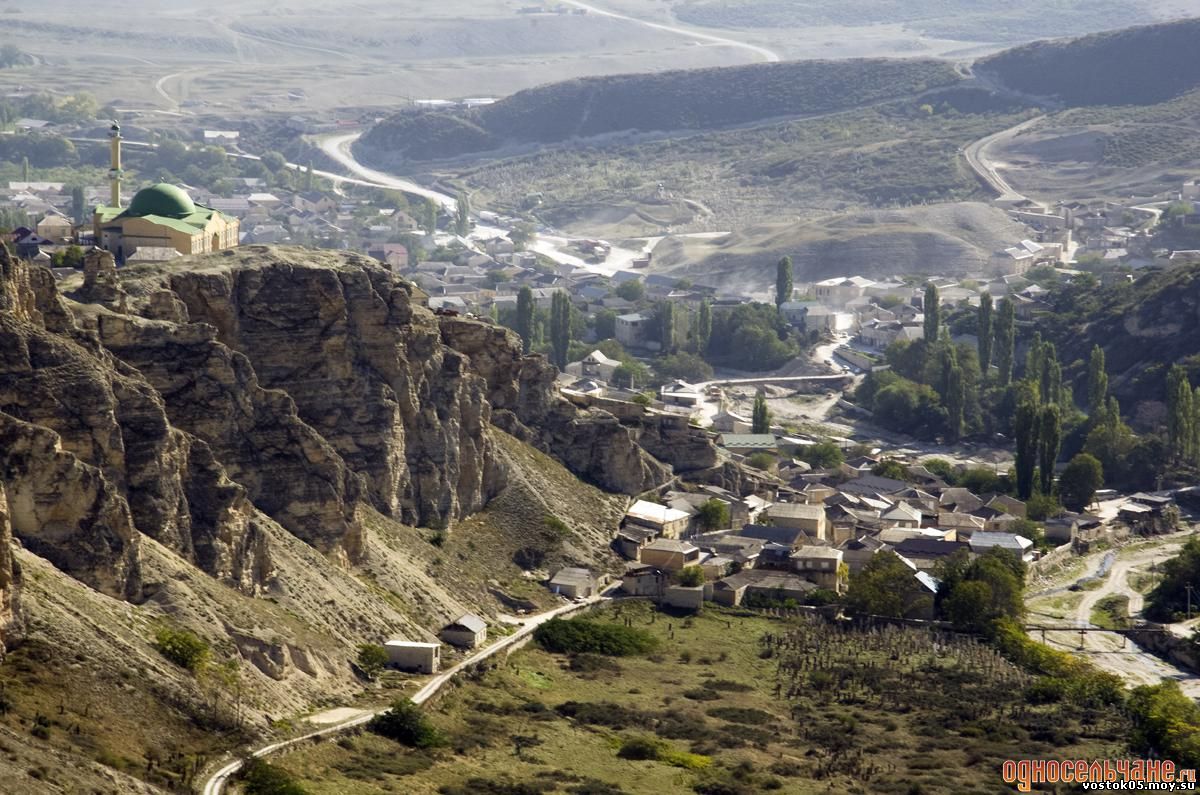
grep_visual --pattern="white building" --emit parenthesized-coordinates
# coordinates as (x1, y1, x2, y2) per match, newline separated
(615, 312, 652, 348)
(565, 350, 620, 383)
(814, 276, 875, 308)
(384, 640, 441, 674)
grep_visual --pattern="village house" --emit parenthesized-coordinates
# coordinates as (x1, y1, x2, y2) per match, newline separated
(737, 524, 811, 551)
(790, 546, 845, 592)
(712, 569, 817, 607)
(384, 640, 440, 674)
(615, 526, 657, 559)
(565, 350, 621, 383)
(718, 433, 777, 455)
(615, 312, 652, 348)
(440, 614, 487, 649)
(893, 539, 969, 571)
(660, 380, 704, 408)
(881, 502, 923, 529)
(710, 408, 752, 434)
(639, 538, 701, 571)
(968, 532, 1035, 562)
(624, 499, 692, 539)
(548, 567, 600, 599)
(621, 563, 667, 597)
(839, 535, 890, 572)
(765, 503, 828, 541)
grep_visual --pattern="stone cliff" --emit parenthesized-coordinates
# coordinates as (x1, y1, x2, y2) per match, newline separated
(0, 245, 682, 658)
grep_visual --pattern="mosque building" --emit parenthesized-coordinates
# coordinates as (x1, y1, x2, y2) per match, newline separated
(92, 123, 239, 262)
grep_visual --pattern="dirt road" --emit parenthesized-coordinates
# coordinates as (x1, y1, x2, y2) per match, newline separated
(1027, 533, 1200, 697)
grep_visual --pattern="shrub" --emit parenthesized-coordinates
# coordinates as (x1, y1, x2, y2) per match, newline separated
(745, 452, 776, 472)
(706, 707, 776, 725)
(555, 701, 642, 728)
(240, 758, 309, 795)
(676, 566, 705, 587)
(368, 699, 446, 748)
(152, 626, 209, 672)
(616, 736, 710, 770)
(569, 654, 621, 675)
(356, 643, 388, 680)
(533, 618, 657, 656)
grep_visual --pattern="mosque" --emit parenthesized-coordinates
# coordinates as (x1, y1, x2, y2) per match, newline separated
(93, 124, 239, 262)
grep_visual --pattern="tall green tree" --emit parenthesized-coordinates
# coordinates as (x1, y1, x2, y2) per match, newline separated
(1039, 343, 1061, 408)
(1167, 364, 1194, 463)
(923, 283, 940, 344)
(422, 199, 438, 235)
(1014, 387, 1040, 500)
(775, 256, 793, 309)
(1025, 331, 1044, 388)
(751, 392, 771, 434)
(70, 185, 85, 224)
(1038, 404, 1061, 495)
(994, 297, 1015, 387)
(549, 291, 570, 369)
(454, 193, 470, 237)
(697, 299, 712, 353)
(977, 292, 993, 380)
(1087, 345, 1109, 420)
(1059, 453, 1103, 512)
(515, 286, 534, 355)
(658, 301, 676, 354)
(945, 363, 965, 442)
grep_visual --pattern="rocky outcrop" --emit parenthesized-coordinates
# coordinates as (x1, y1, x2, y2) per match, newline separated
(0, 410, 140, 599)
(439, 316, 669, 493)
(0, 243, 679, 631)
(0, 481, 21, 658)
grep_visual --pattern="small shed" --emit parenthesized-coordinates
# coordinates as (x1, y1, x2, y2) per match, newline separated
(440, 614, 487, 649)
(548, 567, 598, 599)
(384, 640, 441, 674)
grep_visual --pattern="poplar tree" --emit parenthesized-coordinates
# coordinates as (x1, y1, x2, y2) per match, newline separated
(1014, 387, 1040, 500)
(775, 256, 793, 309)
(1038, 404, 1061, 495)
(515, 286, 534, 355)
(697, 299, 712, 354)
(1039, 343, 1061, 408)
(945, 364, 965, 442)
(923, 283, 940, 344)
(752, 392, 771, 434)
(658, 301, 676, 354)
(454, 193, 470, 237)
(549, 291, 570, 369)
(977, 292, 993, 379)
(1087, 345, 1109, 420)
(994, 298, 1015, 387)
(1167, 364, 1194, 462)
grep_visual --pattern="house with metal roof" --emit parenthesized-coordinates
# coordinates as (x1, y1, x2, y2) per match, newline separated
(440, 614, 487, 648)
(967, 532, 1034, 562)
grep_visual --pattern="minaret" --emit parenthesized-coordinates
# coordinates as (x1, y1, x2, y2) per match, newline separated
(107, 123, 122, 208)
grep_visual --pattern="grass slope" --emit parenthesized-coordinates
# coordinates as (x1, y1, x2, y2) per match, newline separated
(979, 17, 1200, 106)
(277, 602, 1129, 794)
(360, 59, 961, 163)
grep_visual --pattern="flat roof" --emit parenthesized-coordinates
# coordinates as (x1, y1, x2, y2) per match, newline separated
(626, 500, 691, 525)
(385, 640, 440, 649)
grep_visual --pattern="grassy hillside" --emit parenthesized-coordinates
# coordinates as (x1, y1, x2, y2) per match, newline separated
(1041, 264, 1200, 423)
(275, 602, 1129, 794)
(359, 58, 961, 163)
(979, 17, 1200, 105)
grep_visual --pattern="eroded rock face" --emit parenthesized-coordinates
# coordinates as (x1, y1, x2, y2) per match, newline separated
(0, 482, 21, 658)
(0, 244, 677, 636)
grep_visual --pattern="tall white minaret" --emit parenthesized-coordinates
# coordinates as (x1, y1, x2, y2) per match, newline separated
(107, 123, 122, 208)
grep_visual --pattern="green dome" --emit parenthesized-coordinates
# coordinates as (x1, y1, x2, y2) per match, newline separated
(125, 183, 196, 218)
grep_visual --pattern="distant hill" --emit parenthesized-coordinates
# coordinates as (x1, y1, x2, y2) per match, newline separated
(358, 58, 960, 163)
(648, 203, 1028, 294)
(979, 17, 1200, 106)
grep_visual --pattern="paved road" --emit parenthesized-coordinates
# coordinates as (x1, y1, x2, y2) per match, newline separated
(560, 0, 780, 63)
(961, 116, 1044, 206)
(200, 593, 610, 795)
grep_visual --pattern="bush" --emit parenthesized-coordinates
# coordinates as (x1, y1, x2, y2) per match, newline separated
(555, 701, 642, 728)
(533, 619, 657, 656)
(356, 643, 388, 680)
(368, 699, 446, 748)
(240, 758, 309, 795)
(677, 566, 705, 587)
(745, 452, 776, 472)
(153, 626, 209, 672)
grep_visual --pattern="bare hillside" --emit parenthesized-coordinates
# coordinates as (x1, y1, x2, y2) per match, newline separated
(650, 202, 1027, 293)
